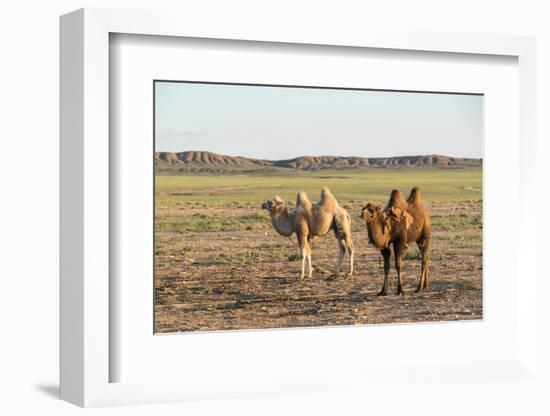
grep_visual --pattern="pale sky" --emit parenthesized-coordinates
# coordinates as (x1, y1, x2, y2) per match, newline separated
(154, 81, 483, 159)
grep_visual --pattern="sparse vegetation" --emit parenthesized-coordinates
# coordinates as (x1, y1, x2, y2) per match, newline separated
(155, 166, 482, 333)
(403, 247, 422, 260)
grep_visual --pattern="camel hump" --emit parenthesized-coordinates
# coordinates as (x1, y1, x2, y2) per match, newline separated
(319, 187, 337, 205)
(386, 188, 407, 210)
(296, 191, 311, 207)
(407, 187, 422, 204)
(389, 189, 402, 201)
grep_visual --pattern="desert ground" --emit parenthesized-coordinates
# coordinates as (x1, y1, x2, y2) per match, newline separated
(154, 167, 482, 333)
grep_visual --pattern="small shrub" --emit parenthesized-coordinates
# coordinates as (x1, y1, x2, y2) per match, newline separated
(403, 247, 422, 260)
(287, 253, 300, 262)
(260, 242, 283, 249)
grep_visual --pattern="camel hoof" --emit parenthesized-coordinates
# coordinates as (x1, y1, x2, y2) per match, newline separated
(396, 290, 406, 296)
(377, 291, 388, 297)
(299, 274, 305, 280)
(415, 287, 423, 293)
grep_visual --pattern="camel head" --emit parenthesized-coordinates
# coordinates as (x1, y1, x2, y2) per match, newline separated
(261, 196, 286, 214)
(361, 203, 386, 224)
(361, 203, 392, 242)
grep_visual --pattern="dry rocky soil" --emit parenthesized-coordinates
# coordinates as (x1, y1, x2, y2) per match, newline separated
(155, 200, 482, 333)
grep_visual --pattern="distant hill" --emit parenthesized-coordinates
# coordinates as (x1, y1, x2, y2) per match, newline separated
(155, 151, 482, 174)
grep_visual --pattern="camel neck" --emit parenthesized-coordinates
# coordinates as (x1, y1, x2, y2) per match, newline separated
(270, 208, 294, 237)
(367, 214, 391, 248)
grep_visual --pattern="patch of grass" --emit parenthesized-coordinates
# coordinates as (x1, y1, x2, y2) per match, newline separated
(403, 247, 422, 260)
(462, 232, 483, 240)
(207, 251, 261, 265)
(287, 253, 300, 262)
(260, 242, 284, 249)
(458, 241, 483, 250)
(156, 212, 270, 232)
(432, 213, 483, 231)
(434, 253, 452, 261)
(156, 167, 483, 206)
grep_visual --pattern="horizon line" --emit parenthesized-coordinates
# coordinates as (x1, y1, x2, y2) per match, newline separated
(154, 150, 483, 161)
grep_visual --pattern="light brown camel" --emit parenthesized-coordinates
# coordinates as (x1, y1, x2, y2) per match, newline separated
(360, 187, 431, 295)
(262, 188, 354, 279)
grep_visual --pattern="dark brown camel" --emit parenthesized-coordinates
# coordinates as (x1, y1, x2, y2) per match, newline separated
(360, 187, 431, 295)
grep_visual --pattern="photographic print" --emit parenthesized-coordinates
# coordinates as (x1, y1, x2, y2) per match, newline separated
(154, 81, 483, 333)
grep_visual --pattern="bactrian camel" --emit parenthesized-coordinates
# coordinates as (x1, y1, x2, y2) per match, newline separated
(360, 187, 431, 295)
(261, 188, 354, 279)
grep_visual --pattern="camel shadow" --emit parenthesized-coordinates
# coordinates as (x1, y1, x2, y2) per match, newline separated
(34, 383, 59, 399)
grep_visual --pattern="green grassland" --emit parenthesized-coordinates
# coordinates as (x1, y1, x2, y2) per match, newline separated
(155, 167, 482, 235)
(156, 167, 482, 206)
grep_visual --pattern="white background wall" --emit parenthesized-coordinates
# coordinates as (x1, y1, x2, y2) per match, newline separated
(0, 1, 548, 415)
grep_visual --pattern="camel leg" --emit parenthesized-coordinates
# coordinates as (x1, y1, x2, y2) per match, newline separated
(307, 244, 313, 278)
(422, 239, 430, 290)
(298, 233, 308, 280)
(416, 239, 430, 292)
(424, 262, 429, 289)
(394, 241, 406, 296)
(378, 247, 391, 296)
(336, 238, 345, 276)
(416, 241, 424, 292)
(345, 236, 354, 277)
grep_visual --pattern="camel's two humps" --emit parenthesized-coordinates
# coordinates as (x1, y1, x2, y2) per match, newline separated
(262, 188, 354, 279)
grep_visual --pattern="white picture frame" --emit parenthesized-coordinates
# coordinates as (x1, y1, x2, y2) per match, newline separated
(60, 7, 538, 408)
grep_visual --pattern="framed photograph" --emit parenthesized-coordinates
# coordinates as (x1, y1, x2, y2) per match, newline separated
(152, 80, 483, 333)
(60, 8, 539, 408)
